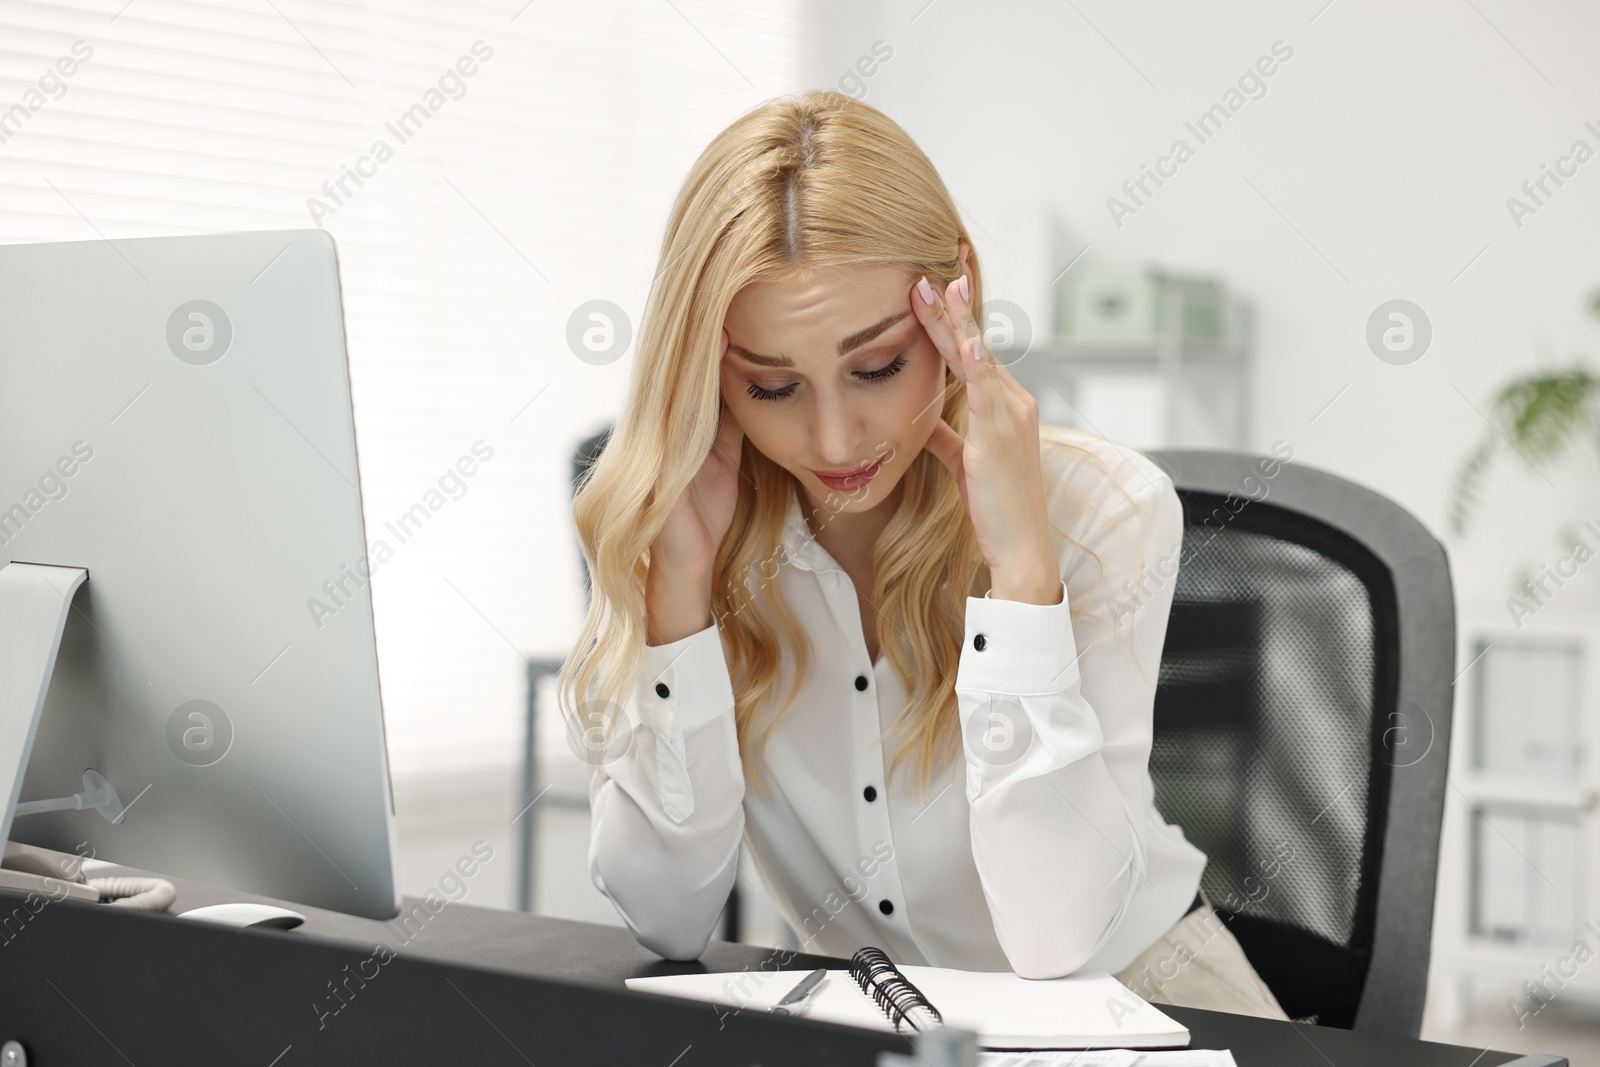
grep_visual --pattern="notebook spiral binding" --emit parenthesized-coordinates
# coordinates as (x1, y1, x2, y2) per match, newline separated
(849, 947, 944, 1034)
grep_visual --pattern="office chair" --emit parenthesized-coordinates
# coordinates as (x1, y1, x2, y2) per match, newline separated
(1143, 448, 1455, 1036)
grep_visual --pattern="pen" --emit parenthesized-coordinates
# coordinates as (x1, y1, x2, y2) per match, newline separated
(769, 967, 828, 1016)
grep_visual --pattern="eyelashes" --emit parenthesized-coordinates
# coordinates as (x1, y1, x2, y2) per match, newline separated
(857, 353, 908, 382)
(745, 353, 909, 402)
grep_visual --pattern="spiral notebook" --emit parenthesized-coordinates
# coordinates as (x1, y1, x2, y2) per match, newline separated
(625, 947, 1190, 1050)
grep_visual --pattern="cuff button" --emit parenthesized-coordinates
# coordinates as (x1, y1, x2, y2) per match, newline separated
(879, 899, 894, 915)
(654, 682, 670, 699)
(973, 633, 987, 652)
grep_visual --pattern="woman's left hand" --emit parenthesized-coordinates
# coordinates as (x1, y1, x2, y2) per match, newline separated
(915, 243, 1062, 606)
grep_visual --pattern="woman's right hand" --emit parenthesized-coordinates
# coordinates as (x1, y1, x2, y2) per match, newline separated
(646, 329, 744, 640)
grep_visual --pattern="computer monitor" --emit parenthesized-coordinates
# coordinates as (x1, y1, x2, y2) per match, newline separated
(0, 228, 401, 920)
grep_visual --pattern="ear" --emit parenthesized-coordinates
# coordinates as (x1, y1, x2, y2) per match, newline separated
(957, 239, 970, 267)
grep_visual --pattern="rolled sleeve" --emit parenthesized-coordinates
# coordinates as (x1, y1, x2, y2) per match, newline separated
(626, 621, 737, 824)
(636, 620, 738, 734)
(958, 580, 1080, 696)
(956, 582, 1107, 806)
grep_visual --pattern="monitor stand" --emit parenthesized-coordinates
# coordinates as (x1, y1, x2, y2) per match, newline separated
(0, 563, 126, 898)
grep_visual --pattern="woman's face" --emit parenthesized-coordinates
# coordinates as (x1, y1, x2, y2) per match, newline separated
(720, 263, 949, 517)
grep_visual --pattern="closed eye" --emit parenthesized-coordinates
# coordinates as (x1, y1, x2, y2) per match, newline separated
(744, 352, 909, 402)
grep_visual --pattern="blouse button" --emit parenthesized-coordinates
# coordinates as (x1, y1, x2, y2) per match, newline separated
(863, 785, 877, 802)
(855, 674, 869, 691)
(973, 633, 987, 652)
(654, 682, 670, 699)
(879, 899, 894, 916)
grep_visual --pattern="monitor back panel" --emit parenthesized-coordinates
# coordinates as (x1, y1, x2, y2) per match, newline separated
(0, 229, 399, 919)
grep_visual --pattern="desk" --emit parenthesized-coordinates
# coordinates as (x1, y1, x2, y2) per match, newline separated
(0, 862, 1569, 1067)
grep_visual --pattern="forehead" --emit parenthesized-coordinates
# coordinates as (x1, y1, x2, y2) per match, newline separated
(725, 263, 915, 340)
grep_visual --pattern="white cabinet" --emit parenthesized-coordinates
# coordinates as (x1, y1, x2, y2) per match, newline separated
(1432, 600, 1600, 1026)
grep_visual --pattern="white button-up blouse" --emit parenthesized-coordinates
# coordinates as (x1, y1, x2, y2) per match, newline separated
(586, 426, 1207, 979)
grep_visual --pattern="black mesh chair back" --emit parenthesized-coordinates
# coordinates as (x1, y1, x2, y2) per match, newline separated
(572, 424, 612, 609)
(1145, 448, 1455, 1036)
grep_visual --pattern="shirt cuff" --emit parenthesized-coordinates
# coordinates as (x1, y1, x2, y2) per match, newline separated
(957, 579, 1078, 696)
(636, 621, 736, 733)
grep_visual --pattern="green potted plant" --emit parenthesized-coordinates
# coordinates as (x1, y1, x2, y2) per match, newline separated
(1448, 294, 1600, 541)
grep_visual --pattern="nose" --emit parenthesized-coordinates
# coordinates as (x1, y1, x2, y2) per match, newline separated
(812, 392, 865, 469)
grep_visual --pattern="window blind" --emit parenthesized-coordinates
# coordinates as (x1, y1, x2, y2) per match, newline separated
(0, 0, 804, 776)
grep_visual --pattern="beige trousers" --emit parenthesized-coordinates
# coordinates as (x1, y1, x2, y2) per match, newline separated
(1111, 889, 1290, 1020)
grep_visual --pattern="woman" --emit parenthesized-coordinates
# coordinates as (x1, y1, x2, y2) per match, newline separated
(560, 89, 1286, 1020)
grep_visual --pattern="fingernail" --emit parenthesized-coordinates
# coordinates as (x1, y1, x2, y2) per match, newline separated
(917, 276, 936, 305)
(958, 275, 969, 303)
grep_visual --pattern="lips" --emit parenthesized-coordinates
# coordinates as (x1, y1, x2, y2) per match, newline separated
(812, 458, 883, 492)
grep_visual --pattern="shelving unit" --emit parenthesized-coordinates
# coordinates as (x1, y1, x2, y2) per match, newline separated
(1431, 598, 1600, 1027)
(994, 284, 1255, 450)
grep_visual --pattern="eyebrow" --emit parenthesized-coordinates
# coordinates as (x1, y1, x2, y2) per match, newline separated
(727, 309, 912, 368)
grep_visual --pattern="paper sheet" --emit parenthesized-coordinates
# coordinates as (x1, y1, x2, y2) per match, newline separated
(626, 965, 1189, 1049)
(979, 1051, 1237, 1067)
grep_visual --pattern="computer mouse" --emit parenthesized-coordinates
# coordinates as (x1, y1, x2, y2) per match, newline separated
(175, 902, 307, 930)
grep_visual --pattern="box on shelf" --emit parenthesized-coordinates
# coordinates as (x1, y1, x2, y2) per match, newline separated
(1054, 264, 1227, 346)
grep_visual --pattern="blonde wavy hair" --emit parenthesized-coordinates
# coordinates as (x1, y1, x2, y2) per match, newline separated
(560, 89, 1151, 804)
